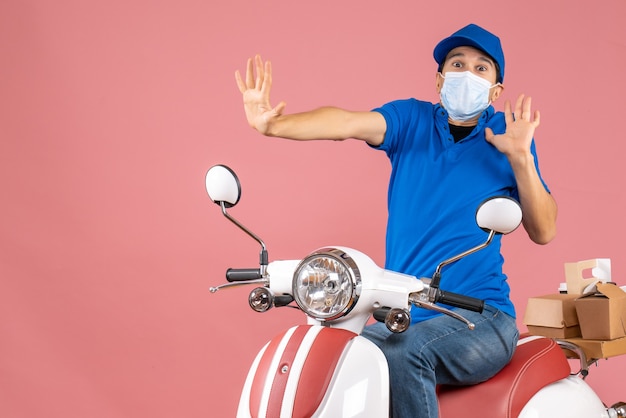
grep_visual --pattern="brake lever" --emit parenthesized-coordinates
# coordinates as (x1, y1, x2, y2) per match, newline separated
(409, 293, 475, 330)
(209, 279, 268, 293)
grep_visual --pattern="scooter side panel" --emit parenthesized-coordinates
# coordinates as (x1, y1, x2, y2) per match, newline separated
(518, 376, 609, 418)
(238, 325, 313, 418)
(237, 325, 368, 418)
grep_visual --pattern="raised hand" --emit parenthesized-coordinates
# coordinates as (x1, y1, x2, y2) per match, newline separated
(485, 94, 540, 162)
(235, 55, 286, 135)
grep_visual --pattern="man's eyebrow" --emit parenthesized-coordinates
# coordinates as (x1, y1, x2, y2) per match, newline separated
(446, 52, 466, 61)
(477, 55, 495, 66)
(446, 51, 495, 66)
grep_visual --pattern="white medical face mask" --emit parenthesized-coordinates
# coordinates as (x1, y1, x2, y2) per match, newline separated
(439, 71, 497, 122)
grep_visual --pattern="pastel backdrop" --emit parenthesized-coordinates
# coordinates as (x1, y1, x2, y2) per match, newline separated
(1, 0, 625, 416)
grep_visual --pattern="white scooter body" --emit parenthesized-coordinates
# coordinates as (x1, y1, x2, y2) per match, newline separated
(205, 164, 624, 418)
(520, 376, 609, 418)
(235, 258, 611, 418)
(237, 325, 610, 418)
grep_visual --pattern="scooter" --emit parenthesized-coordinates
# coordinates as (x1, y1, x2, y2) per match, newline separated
(205, 164, 626, 418)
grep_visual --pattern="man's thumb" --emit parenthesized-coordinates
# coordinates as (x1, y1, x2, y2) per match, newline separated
(484, 127, 494, 144)
(273, 101, 286, 116)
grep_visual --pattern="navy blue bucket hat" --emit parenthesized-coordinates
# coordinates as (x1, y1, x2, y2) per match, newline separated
(433, 24, 505, 83)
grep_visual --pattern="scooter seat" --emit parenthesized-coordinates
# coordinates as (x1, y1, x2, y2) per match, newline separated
(437, 335, 571, 418)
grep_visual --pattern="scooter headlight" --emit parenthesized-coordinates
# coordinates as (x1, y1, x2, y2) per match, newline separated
(292, 248, 361, 321)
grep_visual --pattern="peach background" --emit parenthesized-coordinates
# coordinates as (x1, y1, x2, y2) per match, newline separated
(1, 0, 625, 416)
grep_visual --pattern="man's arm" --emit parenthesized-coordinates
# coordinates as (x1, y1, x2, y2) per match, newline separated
(235, 55, 387, 146)
(485, 95, 557, 245)
(508, 150, 558, 245)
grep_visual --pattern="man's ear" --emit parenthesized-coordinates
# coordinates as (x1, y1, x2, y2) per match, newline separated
(490, 84, 504, 102)
(435, 72, 444, 94)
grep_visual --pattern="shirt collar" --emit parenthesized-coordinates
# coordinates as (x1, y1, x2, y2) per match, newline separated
(435, 103, 495, 123)
(434, 103, 495, 140)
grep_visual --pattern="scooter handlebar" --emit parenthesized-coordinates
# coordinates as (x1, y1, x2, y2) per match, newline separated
(226, 268, 262, 282)
(435, 290, 485, 313)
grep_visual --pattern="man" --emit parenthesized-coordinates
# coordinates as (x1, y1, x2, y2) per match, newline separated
(236, 23, 557, 418)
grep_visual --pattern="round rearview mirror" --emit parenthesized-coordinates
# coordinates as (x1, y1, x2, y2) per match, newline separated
(475, 196, 522, 235)
(205, 164, 241, 208)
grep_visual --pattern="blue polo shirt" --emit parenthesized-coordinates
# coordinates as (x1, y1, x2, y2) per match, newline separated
(372, 99, 549, 323)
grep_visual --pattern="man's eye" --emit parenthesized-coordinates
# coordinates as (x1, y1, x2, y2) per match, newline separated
(452, 62, 462, 68)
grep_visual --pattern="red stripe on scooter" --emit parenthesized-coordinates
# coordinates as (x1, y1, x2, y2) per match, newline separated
(264, 326, 311, 418)
(248, 328, 290, 417)
(292, 327, 357, 417)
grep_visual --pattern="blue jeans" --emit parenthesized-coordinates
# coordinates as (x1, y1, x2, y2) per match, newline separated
(361, 305, 519, 418)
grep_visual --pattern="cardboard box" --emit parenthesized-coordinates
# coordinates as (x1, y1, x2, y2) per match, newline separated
(523, 294, 581, 339)
(575, 283, 626, 340)
(564, 258, 611, 294)
(563, 336, 626, 360)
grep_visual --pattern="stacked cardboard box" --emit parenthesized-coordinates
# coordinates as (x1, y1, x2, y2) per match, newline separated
(523, 259, 626, 359)
(524, 293, 580, 338)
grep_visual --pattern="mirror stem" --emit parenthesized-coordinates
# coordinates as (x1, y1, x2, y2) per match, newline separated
(430, 230, 496, 288)
(221, 202, 269, 276)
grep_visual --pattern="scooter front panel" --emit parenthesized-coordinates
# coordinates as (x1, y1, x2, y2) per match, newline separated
(243, 325, 359, 418)
(292, 327, 360, 417)
(311, 334, 390, 417)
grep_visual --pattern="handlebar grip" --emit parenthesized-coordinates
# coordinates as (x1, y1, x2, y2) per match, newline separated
(226, 268, 262, 282)
(435, 290, 484, 313)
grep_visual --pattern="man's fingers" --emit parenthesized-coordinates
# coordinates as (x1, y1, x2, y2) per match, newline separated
(254, 55, 265, 89)
(504, 99, 514, 124)
(245, 57, 255, 89)
(514, 94, 525, 119)
(260, 60, 272, 94)
(522, 95, 532, 121)
(235, 70, 246, 94)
